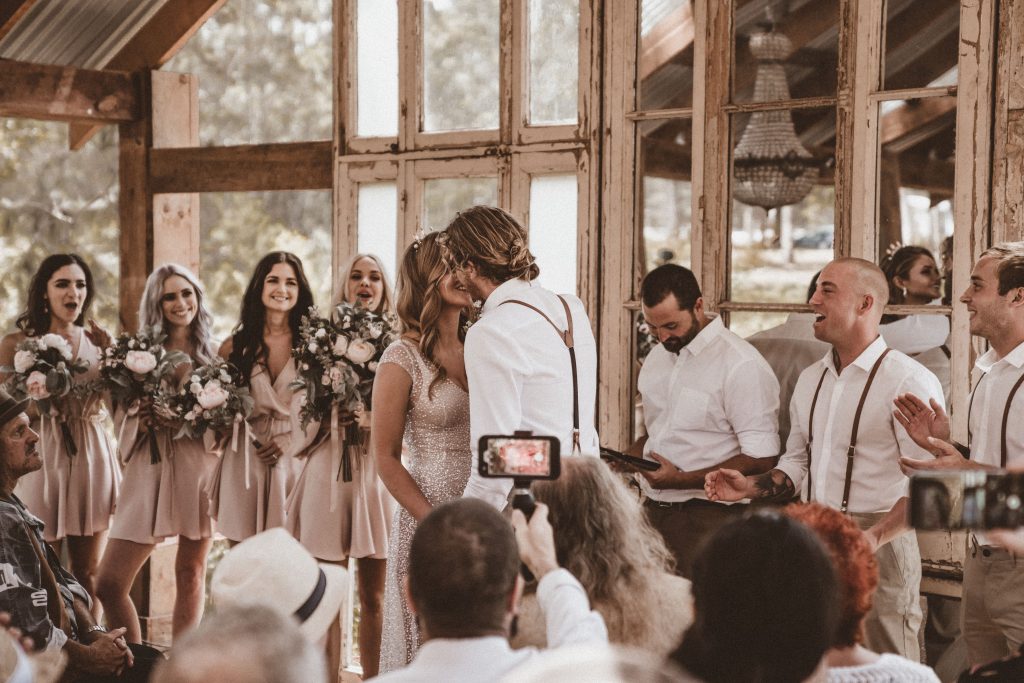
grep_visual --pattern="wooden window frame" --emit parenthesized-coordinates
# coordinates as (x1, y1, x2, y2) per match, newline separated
(601, 0, 999, 449)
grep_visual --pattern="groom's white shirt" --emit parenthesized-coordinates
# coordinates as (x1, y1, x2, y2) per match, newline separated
(462, 278, 599, 509)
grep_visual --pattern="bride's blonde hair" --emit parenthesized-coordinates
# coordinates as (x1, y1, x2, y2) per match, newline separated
(396, 233, 464, 397)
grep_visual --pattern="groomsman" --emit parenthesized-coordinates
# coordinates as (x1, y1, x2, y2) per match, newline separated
(894, 243, 1024, 666)
(706, 257, 944, 661)
(622, 264, 780, 578)
(441, 206, 598, 510)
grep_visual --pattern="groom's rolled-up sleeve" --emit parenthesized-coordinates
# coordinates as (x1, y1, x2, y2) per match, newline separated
(462, 322, 529, 509)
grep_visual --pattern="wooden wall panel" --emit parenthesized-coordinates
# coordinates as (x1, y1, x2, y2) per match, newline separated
(992, 0, 1024, 243)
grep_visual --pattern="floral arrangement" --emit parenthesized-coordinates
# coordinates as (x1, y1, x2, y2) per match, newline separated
(2, 334, 90, 456)
(97, 327, 189, 463)
(291, 302, 398, 481)
(169, 359, 254, 441)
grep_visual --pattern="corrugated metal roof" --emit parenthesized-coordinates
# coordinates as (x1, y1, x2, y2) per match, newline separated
(0, 0, 170, 69)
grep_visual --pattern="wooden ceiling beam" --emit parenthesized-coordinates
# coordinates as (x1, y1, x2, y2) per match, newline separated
(880, 97, 956, 151)
(69, 0, 227, 150)
(0, 58, 139, 123)
(638, 4, 695, 81)
(149, 141, 333, 193)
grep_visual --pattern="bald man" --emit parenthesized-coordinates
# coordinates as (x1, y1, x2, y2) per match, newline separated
(706, 258, 944, 661)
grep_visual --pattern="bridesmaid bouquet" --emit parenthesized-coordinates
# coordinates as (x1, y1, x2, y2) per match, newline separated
(169, 359, 254, 441)
(2, 334, 90, 456)
(291, 302, 397, 481)
(98, 327, 189, 463)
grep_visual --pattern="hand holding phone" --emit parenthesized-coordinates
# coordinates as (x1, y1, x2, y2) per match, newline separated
(599, 446, 660, 472)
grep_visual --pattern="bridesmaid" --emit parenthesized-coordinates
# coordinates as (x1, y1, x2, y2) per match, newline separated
(0, 254, 120, 616)
(210, 252, 313, 543)
(95, 264, 219, 643)
(374, 234, 473, 672)
(286, 252, 396, 678)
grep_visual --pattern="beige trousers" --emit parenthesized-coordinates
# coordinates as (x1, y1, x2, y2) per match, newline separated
(850, 512, 923, 662)
(962, 542, 1024, 666)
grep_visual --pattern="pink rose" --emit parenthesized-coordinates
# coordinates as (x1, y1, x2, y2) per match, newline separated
(25, 371, 50, 400)
(124, 350, 158, 375)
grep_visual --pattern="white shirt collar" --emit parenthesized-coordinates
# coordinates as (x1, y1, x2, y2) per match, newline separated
(481, 278, 534, 315)
(682, 315, 724, 358)
(976, 339, 1024, 373)
(822, 335, 888, 376)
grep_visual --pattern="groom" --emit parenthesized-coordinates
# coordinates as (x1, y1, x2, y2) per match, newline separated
(441, 206, 599, 509)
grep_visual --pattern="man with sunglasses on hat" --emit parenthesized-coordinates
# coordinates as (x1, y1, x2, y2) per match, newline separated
(0, 389, 141, 680)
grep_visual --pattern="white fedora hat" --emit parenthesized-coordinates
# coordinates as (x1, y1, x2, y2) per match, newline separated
(210, 528, 348, 642)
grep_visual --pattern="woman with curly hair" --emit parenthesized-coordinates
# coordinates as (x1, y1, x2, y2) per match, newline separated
(510, 456, 692, 656)
(783, 503, 939, 682)
(373, 233, 475, 672)
(96, 263, 219, 643)
(0, 253, 119, 615)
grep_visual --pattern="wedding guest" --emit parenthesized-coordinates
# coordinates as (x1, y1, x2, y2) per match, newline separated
(0, 389, 165, 682)
(894, 243, 1024, 666)
(440, 206, 599, 510)
(96, 264, 219, 644)
(706, 258, 943, 661)
(511, 457, 692, 656)
(374, 235, 473, 672)
(152, 604, 328, 683)
(0, 254, 120, 614)
(286, 252, 396, 678)
(374, 499, 608, 683)
(879, 245, 948, 354)
(209, 528, 347, 678)
(211, 252, 313, 543)
(670, 512, 838, 683)
(620, 264, 779, 578)
(783, 503, 939, 682)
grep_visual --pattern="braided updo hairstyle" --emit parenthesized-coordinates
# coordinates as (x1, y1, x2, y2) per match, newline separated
(441, 206, 540, 283)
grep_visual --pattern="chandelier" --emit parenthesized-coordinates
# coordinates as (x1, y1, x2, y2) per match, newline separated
(732, 28, 819, 210)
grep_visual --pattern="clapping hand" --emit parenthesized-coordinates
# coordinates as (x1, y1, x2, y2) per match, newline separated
(84, 319, 113, 349)
(704, 468, 751, 502)
(893, 393, 951, 451)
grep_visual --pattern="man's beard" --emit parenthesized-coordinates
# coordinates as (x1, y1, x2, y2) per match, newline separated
(662, 318, 700, 354)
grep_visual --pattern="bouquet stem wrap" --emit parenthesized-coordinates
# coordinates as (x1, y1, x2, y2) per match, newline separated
(59, 420, 77, 459)
(147, 425, 161, 465)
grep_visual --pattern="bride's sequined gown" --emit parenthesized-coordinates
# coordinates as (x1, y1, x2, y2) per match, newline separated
(378, 339, 472, 673)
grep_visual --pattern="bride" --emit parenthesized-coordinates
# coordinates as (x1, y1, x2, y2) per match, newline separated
(373, 232, 474, 672)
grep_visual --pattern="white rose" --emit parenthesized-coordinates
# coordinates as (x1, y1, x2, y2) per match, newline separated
(368, 322, 383, 339)
(196, 385, 229, 410)
(25, 371, 50, 400)
(124, 350, 158, 374)
(40, 333, 72, 360)
(219, 372, 231, 383)
(128, 339, 136, 349)
(13, 350, 36, 373)
(307, 342, 319, 353)
(332, 336, 349, 356)
(328, 366, 343, 382)
(368, 361, 378, 372)
(345, 340, 375, 365)
(315, 328, 327, 339)
(190, 382, 203, 395)
(190, 374, 201, 383)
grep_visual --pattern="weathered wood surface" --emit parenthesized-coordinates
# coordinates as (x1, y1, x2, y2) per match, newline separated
(70, 0, 226, 149)
(150, 141, 333, 193)
(0, 58, 139, 123)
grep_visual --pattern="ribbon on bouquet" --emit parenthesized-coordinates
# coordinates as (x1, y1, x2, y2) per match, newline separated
(330, 404, 342, 512)
(241, 418, 254, 491)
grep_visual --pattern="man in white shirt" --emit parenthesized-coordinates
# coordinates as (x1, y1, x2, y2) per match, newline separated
(748, 272, 830, 445)
(623, 264, 780, 578)
(374, 498, 608, 683)
(893, 243, 1024, 666)
(441, 206, 599, 510)
(706, 257, 944, 662)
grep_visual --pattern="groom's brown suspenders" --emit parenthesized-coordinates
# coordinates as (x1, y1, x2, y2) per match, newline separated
(499, 296, 582, 455)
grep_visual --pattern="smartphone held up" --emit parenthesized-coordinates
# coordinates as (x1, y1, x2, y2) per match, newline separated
(909, 470, 1024, 531)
